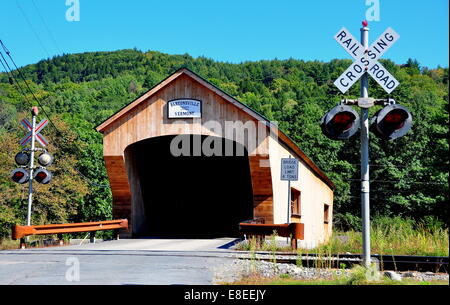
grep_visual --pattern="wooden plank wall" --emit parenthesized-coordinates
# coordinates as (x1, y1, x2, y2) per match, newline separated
(104, 155, 132, 236)
(249, 155, 274, 224)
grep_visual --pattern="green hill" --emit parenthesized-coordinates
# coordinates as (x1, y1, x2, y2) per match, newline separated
(0, 49, 448, 239)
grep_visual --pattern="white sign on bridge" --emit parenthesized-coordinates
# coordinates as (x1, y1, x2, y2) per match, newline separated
(281, 158, 298, 181)
(168, 99, 202, 118)
(333, 27, 400, 94)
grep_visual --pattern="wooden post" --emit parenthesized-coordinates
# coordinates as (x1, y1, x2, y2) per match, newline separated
(256, 235, 264, 247)
(57, 234, 64, 246)
(113, 229, 120, 240)
(89, 231, 96, 243)
(290, 238, 298, 250)
(20, 238, 26, 249)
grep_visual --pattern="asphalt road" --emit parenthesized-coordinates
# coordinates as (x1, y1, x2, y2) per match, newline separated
(0, 238, 240, 285)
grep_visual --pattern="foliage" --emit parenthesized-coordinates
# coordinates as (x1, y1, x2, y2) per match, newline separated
(314, 216, 449, 256)
(0, 49, 448, 240)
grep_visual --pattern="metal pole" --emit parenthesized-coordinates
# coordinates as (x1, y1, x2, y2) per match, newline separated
(26, 108, 37, 227)
(360, 25, 371, 267)
(287, 156, 291, 245)
(287, 155, 292, 224)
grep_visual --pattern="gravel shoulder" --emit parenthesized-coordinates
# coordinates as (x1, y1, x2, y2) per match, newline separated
(213, 259, 449, 284)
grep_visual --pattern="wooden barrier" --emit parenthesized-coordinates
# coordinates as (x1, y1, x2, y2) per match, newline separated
(239, 222, 304, 250)
(12, 219, 128, 249)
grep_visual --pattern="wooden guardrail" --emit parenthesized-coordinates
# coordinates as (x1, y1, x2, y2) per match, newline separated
(239, 222, 304, 250)
(12, 219, 128, 249)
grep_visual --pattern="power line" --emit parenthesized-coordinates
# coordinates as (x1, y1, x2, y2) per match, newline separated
(0, 51, 33, 108)
(16, 0, 51, 59)
(0, 40, 109, 188)
(348, 178, 447, 185)
(30, 0, 63, 56)
(1, 39, 60, 133)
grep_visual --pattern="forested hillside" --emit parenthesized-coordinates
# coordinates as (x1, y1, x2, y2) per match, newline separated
(0, 49, 448, 239)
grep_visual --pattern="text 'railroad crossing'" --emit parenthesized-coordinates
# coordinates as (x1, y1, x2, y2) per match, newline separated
(334, 26, 400, 94)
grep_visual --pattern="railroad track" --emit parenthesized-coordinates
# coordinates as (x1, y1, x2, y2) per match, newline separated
(236, 252, 449, 273)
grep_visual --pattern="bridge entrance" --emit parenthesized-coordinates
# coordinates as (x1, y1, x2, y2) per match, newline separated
(125, 135, 254, 238)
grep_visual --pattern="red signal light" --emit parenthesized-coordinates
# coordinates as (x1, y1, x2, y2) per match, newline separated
(33, 168, 52, 184)
(11, 168, 29, 184)
(13, 171, 25, 180)
(36, 172, 47, 181)
(321, 105, 360, 140)
(332, 112, 356, 131)
(370, 104, 412, 140)
(383, 109, 408, 129)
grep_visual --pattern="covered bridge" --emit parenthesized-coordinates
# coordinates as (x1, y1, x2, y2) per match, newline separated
(96, 68, 334, 247)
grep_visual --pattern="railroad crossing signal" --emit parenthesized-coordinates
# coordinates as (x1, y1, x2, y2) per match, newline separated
(370, 103, 412, 140)
(321, 100, 412, 141)
(320, 104, 360, 140)
(15, 151, 30, 166)
(11, 107, 54, 227)
(20, 118, 49, 147)
(334, 27, 400, 94)
(323, 21, 413, 268)
(11, 168, 30, 184)
(33, 167, 52, 184)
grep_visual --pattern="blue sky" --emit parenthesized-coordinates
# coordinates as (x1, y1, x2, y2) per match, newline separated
(0, 0, 448, 69)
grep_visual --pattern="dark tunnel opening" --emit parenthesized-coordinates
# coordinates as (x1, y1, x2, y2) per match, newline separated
(126, 135, 254, 238)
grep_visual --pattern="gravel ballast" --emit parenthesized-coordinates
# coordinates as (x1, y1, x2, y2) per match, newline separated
(213, 259, 449, 284)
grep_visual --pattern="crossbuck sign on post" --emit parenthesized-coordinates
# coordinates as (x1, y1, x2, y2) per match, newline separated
(333, 27, 400, 94)
(20, 118, 48, 147)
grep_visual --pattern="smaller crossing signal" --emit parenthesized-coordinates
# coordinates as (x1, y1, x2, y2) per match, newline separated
(38, 152, 54, 167)
(370, 104, 412, 140)
(15, 152, 30, 166)
(320, 104, 360, 140)
(11, 168, 30, 184)
(34, 167, 52, 184)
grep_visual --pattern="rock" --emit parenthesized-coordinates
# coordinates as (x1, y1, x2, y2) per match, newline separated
(336, 236, 349, 243)
(384, 271, 402, 281)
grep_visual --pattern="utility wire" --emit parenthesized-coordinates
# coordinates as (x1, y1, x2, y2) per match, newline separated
(0, 51, 33, 108)
(16, 0, 51, 59)
(0, 40, 109, 188)
(1, 40, 61, 134)
(348, 179, 447, 185)
(30, 0, 63, 56)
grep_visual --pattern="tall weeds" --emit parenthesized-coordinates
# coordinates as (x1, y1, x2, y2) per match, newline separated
(315, 216, 449, 256)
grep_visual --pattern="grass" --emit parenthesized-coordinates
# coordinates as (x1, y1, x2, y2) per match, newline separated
(315, 216, 449, 257)
(0, 239, 20, 250)
(0, 236, 71, 250)
(234, 231, 293, 253)
(234, 216, 449, 257)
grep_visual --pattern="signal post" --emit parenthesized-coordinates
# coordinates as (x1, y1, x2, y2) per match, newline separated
(11, 106, 53, 236)
(321, 21, 412, 267)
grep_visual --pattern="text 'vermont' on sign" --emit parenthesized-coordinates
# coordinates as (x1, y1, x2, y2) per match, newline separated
(168, 99, 202, 119)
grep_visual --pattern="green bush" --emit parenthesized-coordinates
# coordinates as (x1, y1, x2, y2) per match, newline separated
(0, 205, 17, 241)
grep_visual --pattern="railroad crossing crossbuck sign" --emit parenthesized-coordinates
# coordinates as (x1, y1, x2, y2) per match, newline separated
(20, 118, 49, 147)
(334, 27, 400, 94)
